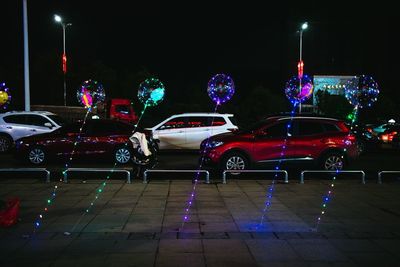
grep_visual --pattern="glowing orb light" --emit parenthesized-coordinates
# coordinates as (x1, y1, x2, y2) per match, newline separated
(207, 74, 235, 105)
(284, 75, 314, 105)
(0, 82, 11, 109)
(344, 75, 379, 108)
(76, 80, 105, 109)
(138, 78, 165, 107)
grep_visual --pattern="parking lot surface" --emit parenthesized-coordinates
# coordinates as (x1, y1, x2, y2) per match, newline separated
(1, 178, 400, 266)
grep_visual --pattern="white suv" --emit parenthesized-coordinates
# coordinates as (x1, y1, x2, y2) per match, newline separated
(146, 113, 238, 150)
(0, 111, 65, 152)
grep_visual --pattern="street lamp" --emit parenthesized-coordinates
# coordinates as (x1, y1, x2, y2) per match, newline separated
(54, 14, 72, 106)
(298, 22, 308, 114)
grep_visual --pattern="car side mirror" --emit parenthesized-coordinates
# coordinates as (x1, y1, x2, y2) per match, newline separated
(44, 122, 53, 129)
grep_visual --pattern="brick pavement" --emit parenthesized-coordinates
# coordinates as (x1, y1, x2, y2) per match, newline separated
(0, 178, 399, 266)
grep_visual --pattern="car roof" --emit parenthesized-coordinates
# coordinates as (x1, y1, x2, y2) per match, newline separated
(265, 116, 340, 122)
(0, 110, 57, 116)
(170, 113, 234, 117)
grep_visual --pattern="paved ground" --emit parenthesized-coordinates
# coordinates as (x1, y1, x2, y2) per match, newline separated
(1, 177, 400, 267)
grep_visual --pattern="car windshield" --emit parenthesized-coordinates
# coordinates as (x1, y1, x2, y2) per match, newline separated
(48, 115, 66, 126)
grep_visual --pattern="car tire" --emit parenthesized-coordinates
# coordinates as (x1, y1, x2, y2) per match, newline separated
(28, 147, 46, 165)
(320, 152, 345, 170)
(221, 152, 249, 174)
(114, 146, 132, 164)
(0, 134, 13, 153)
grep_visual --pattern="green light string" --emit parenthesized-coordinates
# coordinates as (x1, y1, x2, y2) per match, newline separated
(33, 108, 91, 234)
(66, 162, 118, 234)
(314, 106, 358, 231)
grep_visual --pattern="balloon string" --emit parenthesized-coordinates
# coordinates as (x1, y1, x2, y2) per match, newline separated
(181, 104, 220, 230)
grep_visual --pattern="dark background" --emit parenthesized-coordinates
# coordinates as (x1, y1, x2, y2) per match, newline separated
(0, 1, 397, 126)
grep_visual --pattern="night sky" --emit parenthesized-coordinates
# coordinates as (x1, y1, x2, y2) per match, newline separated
(0, 1, 396, 121)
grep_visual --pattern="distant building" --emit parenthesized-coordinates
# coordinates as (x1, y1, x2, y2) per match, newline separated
(312, 75, 356, 106)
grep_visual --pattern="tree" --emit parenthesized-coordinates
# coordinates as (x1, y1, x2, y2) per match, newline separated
(315, 90, 353, 120)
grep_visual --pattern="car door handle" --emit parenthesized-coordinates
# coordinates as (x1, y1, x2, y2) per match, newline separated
(30, 129, 37, 132)
(6, 126, 12, 129)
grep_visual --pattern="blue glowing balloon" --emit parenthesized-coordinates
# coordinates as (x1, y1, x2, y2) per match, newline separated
(207, 74, 235, 105)
(76, 80, 106, 109)
(284, 75, 314, 105)
(138, 78, 165, 107)
(344, 75, 379, 108)
(0, 82, 11, 110)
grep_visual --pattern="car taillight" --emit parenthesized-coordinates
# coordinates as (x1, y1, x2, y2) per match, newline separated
(380, 131, 397, 142)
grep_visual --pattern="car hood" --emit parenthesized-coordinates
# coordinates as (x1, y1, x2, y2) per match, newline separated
(210, 131, 253, 142)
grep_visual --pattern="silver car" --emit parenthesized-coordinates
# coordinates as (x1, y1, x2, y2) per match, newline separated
(0, 111, 65, 152)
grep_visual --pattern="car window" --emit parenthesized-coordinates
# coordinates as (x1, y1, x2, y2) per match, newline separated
(210, 117, 227, 126)
(115, 105, 131, 115)
(25, 115, 51, 127)
(86, 121, 116, 136)
(322, 123, 341, 132)
(296, 121, 325, 136)
(114, 121, 135, 134)
(47, 115, 65, 126)
(159, 117, 187, 130)
(59, 123, 83, 134)
(3, 115, 27, 124)
(187, 117, 209, 127)
(262, 122, 290, 138)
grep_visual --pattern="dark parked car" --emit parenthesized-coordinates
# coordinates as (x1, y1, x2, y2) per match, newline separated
(201, 116, 359, 171)
(392, 131, 400, 149)
(14, 119, 137, 165)
(348, 123, 380, 154)
(378, 125, 400, 144)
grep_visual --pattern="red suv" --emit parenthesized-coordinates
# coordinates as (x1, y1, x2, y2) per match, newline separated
(201, 116, 359, 171)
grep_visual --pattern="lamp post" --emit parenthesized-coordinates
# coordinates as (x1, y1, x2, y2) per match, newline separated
(298, 22, 308, 114)
(54, 14, 72, 106)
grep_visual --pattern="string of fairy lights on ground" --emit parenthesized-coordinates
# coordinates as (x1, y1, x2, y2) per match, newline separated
(33, 80, 105, 234)
(257, 105, 297, 229)
(181, 74, 235, 229)
(64, 78, 165, 235)
(314, 75, 379, 231)
(181, 104, 219, 228)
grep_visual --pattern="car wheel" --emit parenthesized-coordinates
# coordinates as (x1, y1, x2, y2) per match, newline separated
(0, 135, 13, 153)
(28, 147, 46, 165)
(115, 146, 132, 164)
(321, 152, 345, 170)
(221, 152, 249, 174)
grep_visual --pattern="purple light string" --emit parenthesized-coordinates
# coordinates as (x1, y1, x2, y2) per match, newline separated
(181, 104, 219, 229)
(314, 106, 359, 231)
(258, 104, 297, 229)
(33, 109, 91, 233)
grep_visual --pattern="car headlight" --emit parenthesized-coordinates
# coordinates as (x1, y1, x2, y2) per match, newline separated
(206, 141, 224, 148)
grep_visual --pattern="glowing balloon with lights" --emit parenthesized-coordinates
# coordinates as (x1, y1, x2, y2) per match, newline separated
(138, 78, 165, 107)
(284, 75, 314, 105)
(76, 80, 105, 109)
(344, 75, 379, 108)
(207, 74, 235, 105)
(0, 82, 11, 110)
